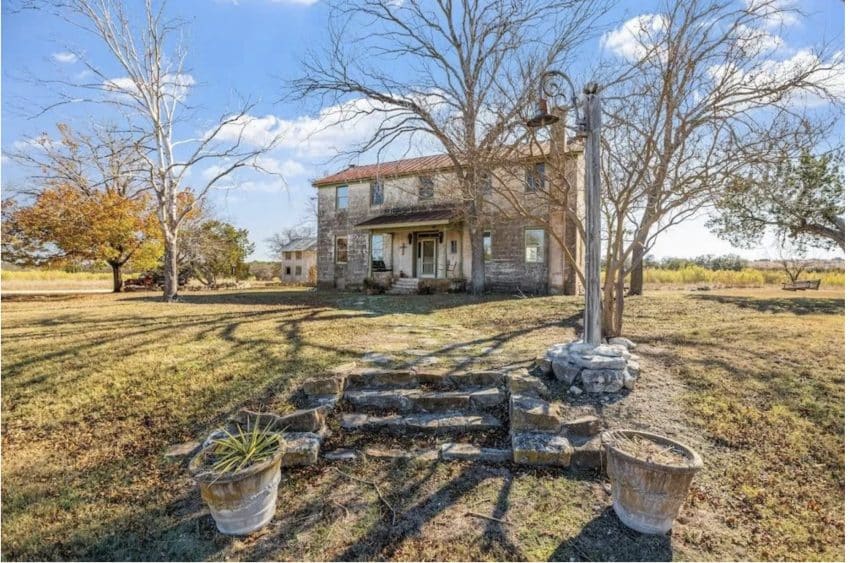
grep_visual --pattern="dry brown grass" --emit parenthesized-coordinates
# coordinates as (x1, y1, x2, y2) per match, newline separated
(1, 287, 843, 560)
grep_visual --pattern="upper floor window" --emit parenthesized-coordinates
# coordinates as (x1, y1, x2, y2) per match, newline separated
(483, 230, 492, 261)
(336, 185, 349, 210)
(418, 175, 434, 200)
(284, 251, 292, 260)
(295, 251, 303, 260)
(525, 163, 546, 192)
(370, 180, 384, 206)
(525, 228, 545, 263)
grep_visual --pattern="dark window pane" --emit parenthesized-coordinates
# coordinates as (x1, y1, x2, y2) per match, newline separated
(336, 237, 348, 263)
(419, 176, 434, 199)
(525, 164, 545, 192)
(336, 185, 349, 209)
(371, 181, 384, 205)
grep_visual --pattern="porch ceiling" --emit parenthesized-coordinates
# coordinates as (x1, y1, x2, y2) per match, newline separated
(354, 207, 462, 230)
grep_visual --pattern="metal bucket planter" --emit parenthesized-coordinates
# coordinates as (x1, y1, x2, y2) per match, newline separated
(189, 433, 285, 535)
(602, 430, 703, 535)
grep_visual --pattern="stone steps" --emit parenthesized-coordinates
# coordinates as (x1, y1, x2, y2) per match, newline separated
(387, 278, 420, 295)
(345, 369, 505, 391)
(344, 386, 504, 413)
(340, 412, 502, 435)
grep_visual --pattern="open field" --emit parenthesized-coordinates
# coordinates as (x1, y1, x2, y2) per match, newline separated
(2, 267, 844, 293)
(1, 287, 844, 560)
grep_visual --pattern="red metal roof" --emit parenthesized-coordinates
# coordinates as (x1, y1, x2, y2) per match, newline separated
(311, 141, 581, 187)
(312, 154, 456, 187)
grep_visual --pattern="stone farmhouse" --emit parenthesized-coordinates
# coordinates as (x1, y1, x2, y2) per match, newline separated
(279, 237, 317, 284)
(311, 144, 585, 294)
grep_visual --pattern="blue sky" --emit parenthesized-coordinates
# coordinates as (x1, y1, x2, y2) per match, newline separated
(2, 0, 845, 261)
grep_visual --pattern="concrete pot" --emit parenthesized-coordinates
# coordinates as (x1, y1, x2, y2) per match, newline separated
(603, 430, 702, 535)
(189, 434, 285, 535)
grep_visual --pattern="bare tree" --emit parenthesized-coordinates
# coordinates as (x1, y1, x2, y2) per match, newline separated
(594, 0, 841, 334)
(292, 0, 607, 294)
(27, 0, 280, 300)
(777, 241, 810, 285)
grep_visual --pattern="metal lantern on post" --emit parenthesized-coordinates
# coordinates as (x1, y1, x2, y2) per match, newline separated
(526, 71, 603, 346)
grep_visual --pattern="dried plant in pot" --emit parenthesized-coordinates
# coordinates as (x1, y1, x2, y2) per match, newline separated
(189, 421, 285, 535)
(602, 430, 703, 535)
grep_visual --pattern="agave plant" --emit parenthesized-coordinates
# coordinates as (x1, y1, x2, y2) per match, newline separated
(209, 420, 281, 474)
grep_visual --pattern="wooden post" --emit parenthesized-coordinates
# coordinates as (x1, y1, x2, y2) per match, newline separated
(583, 83, 602, 346)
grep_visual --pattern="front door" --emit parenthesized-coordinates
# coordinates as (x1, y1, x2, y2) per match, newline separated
(417, 238, 437, 278)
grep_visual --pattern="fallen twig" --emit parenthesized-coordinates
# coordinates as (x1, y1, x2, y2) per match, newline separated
(332, 467, 397, 525)
(464, 511, 512, 525)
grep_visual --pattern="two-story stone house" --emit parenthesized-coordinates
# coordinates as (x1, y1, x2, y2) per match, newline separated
(312, 144, 584, 294)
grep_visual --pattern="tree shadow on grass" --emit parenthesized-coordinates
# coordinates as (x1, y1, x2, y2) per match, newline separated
(548, 507, 672, 562)
(689, 294, 844, 316)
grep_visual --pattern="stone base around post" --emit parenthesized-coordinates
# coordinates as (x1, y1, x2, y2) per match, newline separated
(541, 338, 639, 394)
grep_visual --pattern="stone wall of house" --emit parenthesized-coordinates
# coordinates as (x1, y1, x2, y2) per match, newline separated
(315, 151, 582, 293)
(482, 216, 549, 294)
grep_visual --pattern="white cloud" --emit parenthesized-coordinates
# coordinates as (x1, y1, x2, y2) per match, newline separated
(745, 0, 800, 30)
(600, 14, 667, 60)
(52, 51, 78, 64)
(103, 73, 195, 102)
(710, 48, 844, 108)
(211, 98, 393, 158)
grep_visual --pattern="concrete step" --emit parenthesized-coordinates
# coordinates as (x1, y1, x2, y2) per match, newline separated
(340, 412, 502, 435)
(344, 386, 505, 413)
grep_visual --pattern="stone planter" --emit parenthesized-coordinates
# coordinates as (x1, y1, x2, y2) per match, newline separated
(603, 430, 702, 535)
(189, 434, 285, 535)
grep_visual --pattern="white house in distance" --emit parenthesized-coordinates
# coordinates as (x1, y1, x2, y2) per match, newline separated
(279, 237, 318, 284)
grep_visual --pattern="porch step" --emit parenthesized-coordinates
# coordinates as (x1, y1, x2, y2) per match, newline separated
(345, 369, 506, 390)
(387, 277, 419, 295)
(344, 386, 505, 413)
(340, 412, 502, 435)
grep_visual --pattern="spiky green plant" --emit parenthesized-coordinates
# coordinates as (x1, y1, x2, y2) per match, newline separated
(209, 421, 281, 474)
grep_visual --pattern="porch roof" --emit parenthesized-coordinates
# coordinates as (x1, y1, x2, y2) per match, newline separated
(354, 207, 462, 230)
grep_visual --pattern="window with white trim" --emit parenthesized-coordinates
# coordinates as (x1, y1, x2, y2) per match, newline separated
(525, 228, 544, 263)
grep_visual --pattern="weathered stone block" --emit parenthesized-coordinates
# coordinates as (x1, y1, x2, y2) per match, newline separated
(570, 435, 605, 470)
(347, 370, 418, 388)
(569, 353, 627, 370)
(512, 432, 572, 466)
(279, 432, 321, 467)
(607, 337, 636, 350)
(552, 357, 581, 385)
(592, 343, 632, 359)
(510, 394, 562, 433)
(507, 373, 549, 398)
(231, 407, 326, 433)
(627, 358, 641, 379)
(440, 443, 512, 463)
(469, 387, 506, 409)
(623, 369, 636, 391)
(580, 368, 626, 393)
(569, 385, 583, 396)
(563, 415, 602, 439)
(302, 375, 346, 397)
(447, 371, 505, 388)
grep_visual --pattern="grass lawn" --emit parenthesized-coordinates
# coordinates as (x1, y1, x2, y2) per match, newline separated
(1, 287, 844, 560)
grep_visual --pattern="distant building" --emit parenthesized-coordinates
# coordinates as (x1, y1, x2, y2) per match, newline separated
(279, 237, 317, 284)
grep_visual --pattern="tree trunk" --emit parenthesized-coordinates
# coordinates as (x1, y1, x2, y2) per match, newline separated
(629, 246, 644, 295)
(163, 234, 179, 302)
(468, 221, 485, 295)
(109, 262, 123, 293)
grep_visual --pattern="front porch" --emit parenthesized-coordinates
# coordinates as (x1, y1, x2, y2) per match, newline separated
(356, 207, 467, 288)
